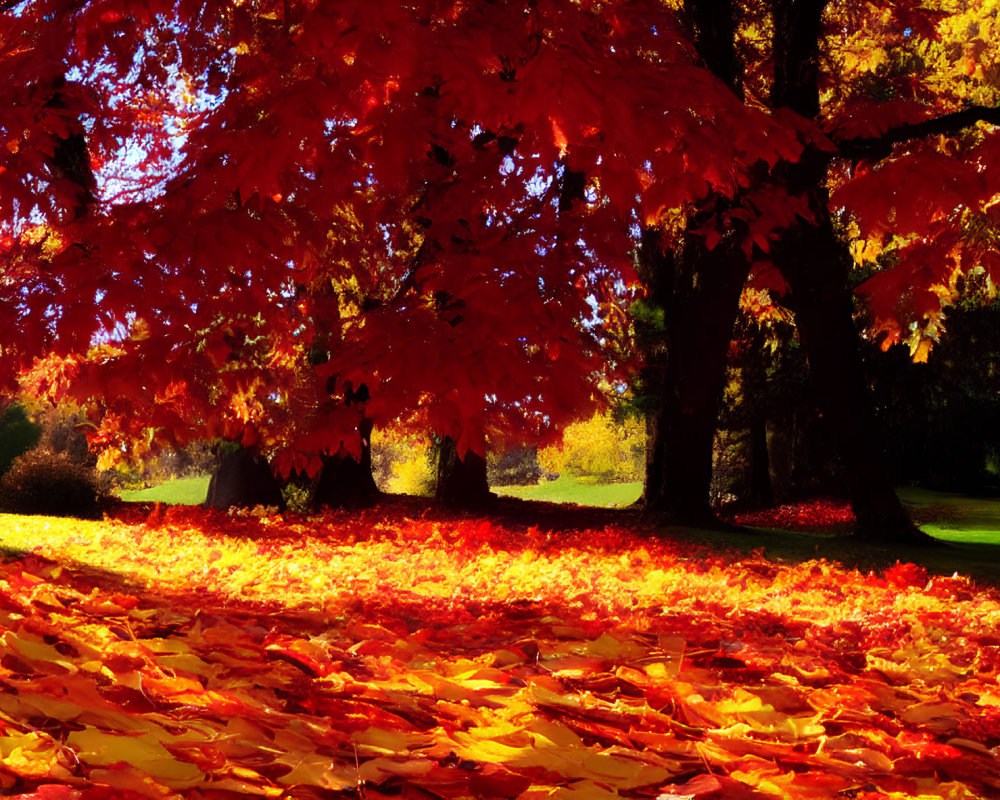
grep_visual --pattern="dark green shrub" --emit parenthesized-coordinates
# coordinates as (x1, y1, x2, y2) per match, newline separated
(0, 403, 42, 477)
(0, 448, 106, 518)
(488, 446, 543, 486)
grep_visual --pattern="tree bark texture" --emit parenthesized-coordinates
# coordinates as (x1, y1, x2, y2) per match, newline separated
(773, 213, 927, 541)
(746, 416, 774, 509)
(638, 0, 749, 525)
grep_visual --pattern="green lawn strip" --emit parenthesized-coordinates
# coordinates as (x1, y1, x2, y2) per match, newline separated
(118, 475, 210, 505)
(496, 475, 642, 507)
(898, 486, 1000, 544)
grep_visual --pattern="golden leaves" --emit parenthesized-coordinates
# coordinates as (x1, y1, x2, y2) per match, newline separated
(1, 508, 1000, 798)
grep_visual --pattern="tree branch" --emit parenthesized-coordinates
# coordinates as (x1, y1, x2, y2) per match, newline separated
(837, 105, 1000, 161)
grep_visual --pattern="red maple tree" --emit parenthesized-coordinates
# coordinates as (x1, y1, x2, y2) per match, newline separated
(3, 1, 999, 535)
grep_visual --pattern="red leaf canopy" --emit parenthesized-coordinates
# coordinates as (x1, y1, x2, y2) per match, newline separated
(1, 0, 783, 468)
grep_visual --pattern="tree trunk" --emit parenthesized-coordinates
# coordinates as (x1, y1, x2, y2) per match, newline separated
(312, 418, 380, 509)
(774, 216, 928, 542)
(746, 416, 774, 509)
(769, 0, 928, 543)
(639, 228, 751, 525)
(637, 0, 750, 526)
(436, 436, 495, 509)
(205, 445, 286, 511)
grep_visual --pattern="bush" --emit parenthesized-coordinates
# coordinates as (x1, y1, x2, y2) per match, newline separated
(487, 446, 542, 486)
(387, 448, 436, 496)
(36, 407, 93, 466)
(0, 448, 107, 518)
(539, 412, 645, 484)
(0, 403, 41, 477)
(372, 429, 436, 497)
(281, 479, 312, 514)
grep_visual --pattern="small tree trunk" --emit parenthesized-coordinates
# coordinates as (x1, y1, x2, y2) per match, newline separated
(746, 417, 774, 509)
(312, 418, 380, 509)
(436, 436, 495, 509)
(205, 445, 285, 511)
(766, 417, 796, 503)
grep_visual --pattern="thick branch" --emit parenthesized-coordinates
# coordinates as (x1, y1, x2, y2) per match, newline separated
(688, 0, 742, 97)
(837, 105, 1000, 161)
(772, 0, 828, 118)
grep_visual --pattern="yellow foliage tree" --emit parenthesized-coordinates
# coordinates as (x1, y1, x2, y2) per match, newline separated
(371, 428, 436, 497)
(539, 412, 645, 484)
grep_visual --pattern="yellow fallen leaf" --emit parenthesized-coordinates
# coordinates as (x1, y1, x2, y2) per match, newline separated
(67, 727, 204, 788)
(901, 701, 963, 733)
(550, 780, 623, 800)
(276, 753, 356, 790)
(353, 727, 435, 756)
(359, 756, 435, 783)
(578, 632, 638, 660)
(0, 731, 74, 780)
(204, 776, 284, 797)
(1, 630, 76, 674)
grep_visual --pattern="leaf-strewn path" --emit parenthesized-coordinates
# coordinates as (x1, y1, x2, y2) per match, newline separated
(1, 505, 999, 799)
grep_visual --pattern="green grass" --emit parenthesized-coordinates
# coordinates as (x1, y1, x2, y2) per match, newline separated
(496, 475, 642, 507)
(118, 475, 210, 505)
(898, 486, 1000, 544)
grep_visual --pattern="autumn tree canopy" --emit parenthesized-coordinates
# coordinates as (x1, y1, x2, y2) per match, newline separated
(2, 0, 1000, 526)
(1, 0, 795, 477)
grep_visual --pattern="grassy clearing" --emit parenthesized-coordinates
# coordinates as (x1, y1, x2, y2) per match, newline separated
(118, 474, 643, 508)
(118, 475, 210, 505)
(495, 474, 642, 507)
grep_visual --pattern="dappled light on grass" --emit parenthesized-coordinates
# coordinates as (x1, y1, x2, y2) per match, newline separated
(1, 506, 1000, 799)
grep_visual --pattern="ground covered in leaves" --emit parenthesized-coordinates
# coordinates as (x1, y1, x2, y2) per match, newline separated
(1, 504, 999, 800)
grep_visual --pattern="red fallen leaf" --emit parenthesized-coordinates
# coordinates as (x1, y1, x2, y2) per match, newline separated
(8, 787, 81, 800)
(468, 765, 532, 798)
(102, 653, 147, 672)
(264, 634, 332, 676)
(660, 773, 765, 799)
(883, 562, 929, 589)
(161, 741, 229, 772)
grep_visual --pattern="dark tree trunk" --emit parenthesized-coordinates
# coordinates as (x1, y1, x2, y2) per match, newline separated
(770, 0, 927, 543)
(773, 215, 928, 542)
(765, 417, 795, 503)
(436, 436, 495, 509)
(637, 0, 750, 526)
(312, 418, 380, 509)
(746, 416, 774, 509)
(688, 0, 743, 95)
(205, 445, 286, 511)
(639, 227, 751, 524)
